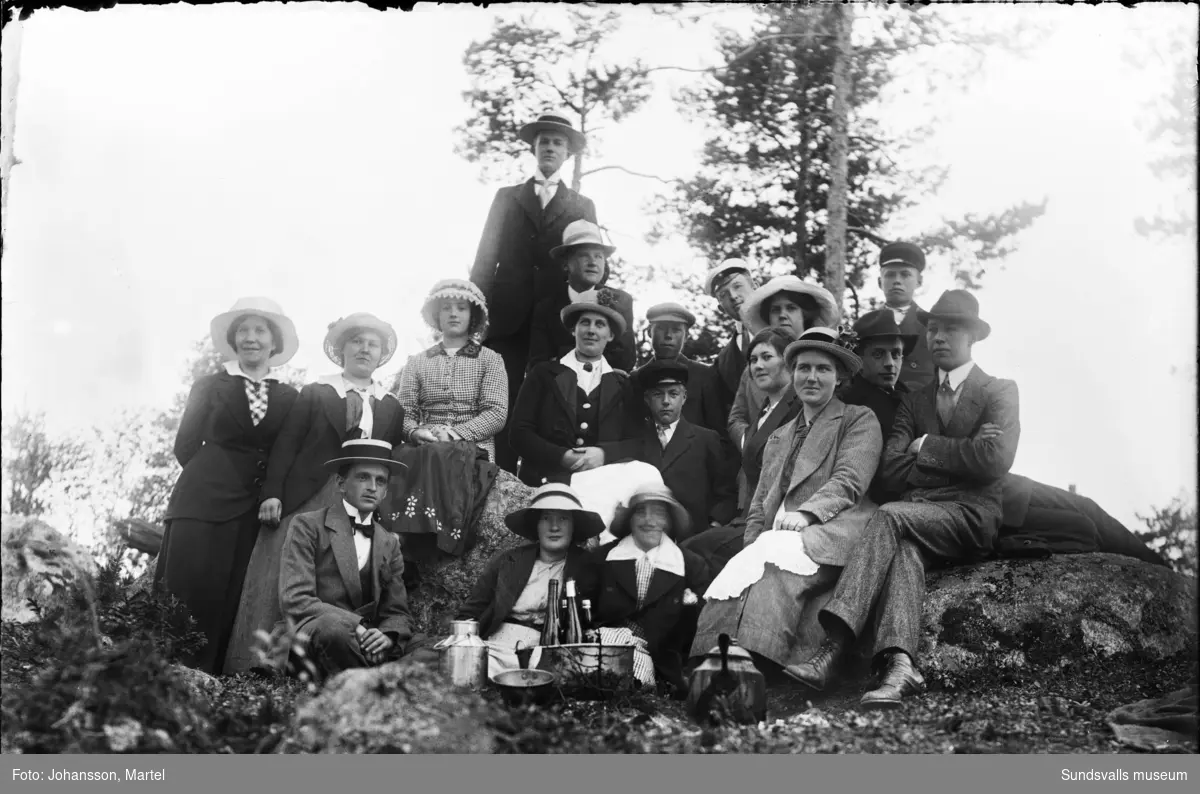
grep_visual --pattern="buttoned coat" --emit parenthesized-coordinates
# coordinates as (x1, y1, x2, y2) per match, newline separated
(261, 382, 406, 515)
(527, 285, 637, 374)
(166, 371, 299, 523)
(509, 361, 643, 487)
(632, 417, 739, 541)
(278, 507, 413, 643)
(633, 355, 728, 437)
(743, 399, 884, 566)
(469, 179, 598, 340)
(896, 302, 935, 391)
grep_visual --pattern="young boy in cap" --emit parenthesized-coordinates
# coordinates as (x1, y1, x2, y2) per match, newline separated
(278, 439, 414, 678)
(632, 302, 727, 435)
(704, 259, 758, 416)
(634, 360, 738, 541)
(469, 110, 599, 474)
(876, 241, 934, 390)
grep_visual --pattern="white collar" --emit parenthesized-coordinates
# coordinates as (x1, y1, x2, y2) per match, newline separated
(533, 167, 564, 185)
(561, 349, 612, 378)
(888, 302, 912, 314)
(939, 360, 976, 392)
(342, 499, 373, 526)
(657, 418, 680, 433)
(318, 372, 388, 400)
(607, 533, 685, 576)
(224, 360, 277, 382)
(568, 285, 599, 302)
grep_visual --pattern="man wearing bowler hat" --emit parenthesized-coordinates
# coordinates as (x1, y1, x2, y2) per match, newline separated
(469, 110, 599, 474)
(876, 241, 935, 390)
(787, 290, 1020, 708)
(632, 302, 727, 436)
(704, 259, 758, 417)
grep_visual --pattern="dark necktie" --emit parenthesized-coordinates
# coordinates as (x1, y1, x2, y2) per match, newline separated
(936, 378, 956, 428)
(582, 362, 594, 372)
(346, 389, 364, 432)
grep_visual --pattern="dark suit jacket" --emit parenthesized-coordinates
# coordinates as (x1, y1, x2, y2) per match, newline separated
(509, 361, 643, 487)
(714, 332, 748, 419)
(837, 375, 912, 505)
(633, 355, 727, 436)
(528, 286, 637, 373)
(469, 179, 598, 340)
(279, 507, 413, 643)
(262, 382, 406, 514)
(879, 365, 1020, 527)
(455, 543, 596, 639)
(740, 389, 802, 505)
(166, 371, 298, 523)
(632, 417, 738, 541)
(585, 540, 712, 688)
(896, 303, 935, 391)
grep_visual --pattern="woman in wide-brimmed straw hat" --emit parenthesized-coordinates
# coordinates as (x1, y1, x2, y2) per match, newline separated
(223, 310, 408, 674)
(155, 297, 302, 676)
(455, 483, 604, 675)
(692, 325, 884, 682)
(582, 483, 712, 697)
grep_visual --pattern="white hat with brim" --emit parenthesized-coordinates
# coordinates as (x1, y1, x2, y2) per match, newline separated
(210, 296, 300, 368)
(549, 219, 616, 260)
(420, 279, 490, 341)
(704, 259, 754, 297)
(505, 484, 605, 543)
(740, 276, 840, 336)
(324, 313, 399, 368)
(322, 438, 409, 475)
(560, 290, 628, 336)
(783, 327, 863, 377)
(518, 110, 587, 152)
(609, 484, 691, 540)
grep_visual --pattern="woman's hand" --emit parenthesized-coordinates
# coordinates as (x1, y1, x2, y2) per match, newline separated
(412, 427, 439, 445)
(573, 447, 606, 471)
(259, 498, 283, 527)
(431, 426, 455, 443)
(773, 511, 812, 533)
(561, 449, 585, 470)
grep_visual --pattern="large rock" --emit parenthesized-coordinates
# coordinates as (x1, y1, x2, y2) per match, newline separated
(920, 553, 1197, 679)
(1, 514, 97, 624)
(277, 659, 499, 754)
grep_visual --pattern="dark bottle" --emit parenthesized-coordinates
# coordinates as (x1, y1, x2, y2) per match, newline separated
(558, 597, 570, 644)
(562, 579, 585, 645)
(540, 579, 561, 647)
(580, 598, 598, 643)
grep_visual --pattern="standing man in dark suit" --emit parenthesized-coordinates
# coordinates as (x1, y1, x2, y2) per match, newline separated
(632, 303, 727, 436)
(704, 259, 758, 417)
(469, 110, 599, 474)
(789, 291, 1020, 708)
(877, 242, 935, 391)
(633, 360, 738, 542)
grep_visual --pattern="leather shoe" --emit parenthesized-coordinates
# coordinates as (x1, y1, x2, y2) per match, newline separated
(860, 652, 924, 709)
(783, 638, 843, 691)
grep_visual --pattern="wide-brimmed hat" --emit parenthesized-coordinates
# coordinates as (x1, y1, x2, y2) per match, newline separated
(852, 309, 918, 357)
(420, 279, 489, 340)
(917, 289, 991, 341)
(740, 276, 840, 335)
(560, 288, 628, 336)
(210, 297, 299, 368)
(518, 110, 587, 152)
(879, 241, 926, 272)
(504, 483, 605, 543)
(783, 326, 863, 377)
(704, 258, 754, 297)
(609, 483, 690, 540)
(636, 359, 689, 391)
(324, 313, 398, 368)
(645, 302, 695, 328)
(323, 438, 408, 474)
(549, 219, 616, 261)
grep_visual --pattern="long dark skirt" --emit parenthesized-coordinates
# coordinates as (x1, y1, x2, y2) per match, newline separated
(154, 511, 259, 675)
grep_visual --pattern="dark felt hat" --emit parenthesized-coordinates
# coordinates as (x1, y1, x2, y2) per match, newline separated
(636, 359, 690, 391)
(917, 290, 991, 341)
(879, 241, 926, 272)
(852, 309, 919, 356)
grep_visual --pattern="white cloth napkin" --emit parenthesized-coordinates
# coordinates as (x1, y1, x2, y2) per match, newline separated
(703, 529, 820, 602)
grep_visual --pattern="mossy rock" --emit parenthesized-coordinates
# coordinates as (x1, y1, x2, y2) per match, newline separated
(2, 515, 97, 624)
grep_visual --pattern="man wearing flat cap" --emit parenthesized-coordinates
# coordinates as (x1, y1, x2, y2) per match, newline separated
(632, 360, 738, 542)
(704, 259, 758, 417)
(469, 110, 599, 474)
(876, 241, 935, 391)
(632, 302, 727, 436)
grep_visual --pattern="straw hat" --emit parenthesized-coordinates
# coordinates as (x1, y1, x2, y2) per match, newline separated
(549, 220, 616, 261)
(740, 276, 840, 335)
(324, 313, 398, 368)
(210, 296, 299, 368)
(420, 279, 490, 341)
(518, 110, 587, 152)
(322, 438, 408, 474)
(560, 288, 628, 336)
(504, 483, 605, 543)
(783, 327, 863, 377)
(608, 483, 690, 540)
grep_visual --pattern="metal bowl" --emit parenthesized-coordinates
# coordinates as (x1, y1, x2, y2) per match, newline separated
(491, 668, 558, 707)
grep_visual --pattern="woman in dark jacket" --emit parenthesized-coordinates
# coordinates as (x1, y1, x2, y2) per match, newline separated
(155, 297, 301, 675)
(456, 483, 604, 675)
(224, 312, 407, 674)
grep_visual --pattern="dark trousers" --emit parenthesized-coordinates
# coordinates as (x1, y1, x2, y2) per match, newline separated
(484, 326, 531, 475)
(681, 524, 746, 577)
(820, 500, 998, 660)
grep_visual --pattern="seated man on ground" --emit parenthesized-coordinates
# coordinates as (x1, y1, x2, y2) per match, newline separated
(279, 439, 414, 678)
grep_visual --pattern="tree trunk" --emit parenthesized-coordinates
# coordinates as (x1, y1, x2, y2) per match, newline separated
(824, 2, 853, 312)
(1, 10, 25, 245)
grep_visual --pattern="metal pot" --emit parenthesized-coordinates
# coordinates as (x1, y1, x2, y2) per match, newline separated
(491, 668, 558, 707)
(433, 619, 489, 690)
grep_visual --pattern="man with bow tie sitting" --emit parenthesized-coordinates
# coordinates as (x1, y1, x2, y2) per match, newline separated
(279, 439, 414, 678)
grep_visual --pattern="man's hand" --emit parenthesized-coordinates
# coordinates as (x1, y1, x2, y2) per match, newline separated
(907, 434, 927, 454)
(358, 626, 394, 665)
(259, 498, 283, 527)
(573, 447, 606, 471)
(975, 422, 1003, 441)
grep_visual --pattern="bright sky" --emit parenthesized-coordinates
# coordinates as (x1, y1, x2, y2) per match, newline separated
(2, 3, 1195, 532)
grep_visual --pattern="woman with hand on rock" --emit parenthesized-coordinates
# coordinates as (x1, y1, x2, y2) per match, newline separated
(156, 297, 301, 675)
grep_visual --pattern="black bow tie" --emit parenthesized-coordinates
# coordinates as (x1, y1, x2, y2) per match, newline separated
(352, 518, 374, 538)
(582, 362, 594, 372)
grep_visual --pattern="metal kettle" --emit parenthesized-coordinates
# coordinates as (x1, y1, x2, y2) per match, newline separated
(686, 634, 767, 724)
(434, 619, 489, 689)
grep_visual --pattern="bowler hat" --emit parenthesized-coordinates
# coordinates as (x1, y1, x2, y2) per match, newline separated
(636, 359, 689, 391)
(323, 438, 408, 474)
(879, 241, 926, 272)
(504, 483, 605, 543)
(549, 219, 616, 260)
(852, 309, 918, 356)
(917, 290, 991, 341)
(645, 302, 696, 328)
(560, 288, 628, 336)
(519, 110, 587, 153)
(704, 259, 754, 297)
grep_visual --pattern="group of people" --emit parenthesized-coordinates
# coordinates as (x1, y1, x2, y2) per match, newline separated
(155, 109, 1165, 707)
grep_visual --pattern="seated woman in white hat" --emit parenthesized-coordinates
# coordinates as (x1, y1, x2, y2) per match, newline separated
(691, 327, 882, 681)
(155, 297, 300, 675)
(224, 312, 406, 674)
(455, 483, 604, 676)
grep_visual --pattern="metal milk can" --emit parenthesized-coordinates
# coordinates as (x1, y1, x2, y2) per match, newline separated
(434, 619, 489, 689)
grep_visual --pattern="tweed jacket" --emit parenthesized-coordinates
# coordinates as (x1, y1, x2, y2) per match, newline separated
(278, 507, 413, 643)
(895, 302, 935, 391)
(743, 399, 883, 566)
(261, 381, 406, 514)
(633, 355, 728, 437)
(528, 286, 637, 374)
(509, 360, 643, 486)
(469, 179, 598, 340)
(166, 371, 299, 523)
(455, 543, 596, 640)
(632, 417, 739, 541)
(878, 364, 1020, 520)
